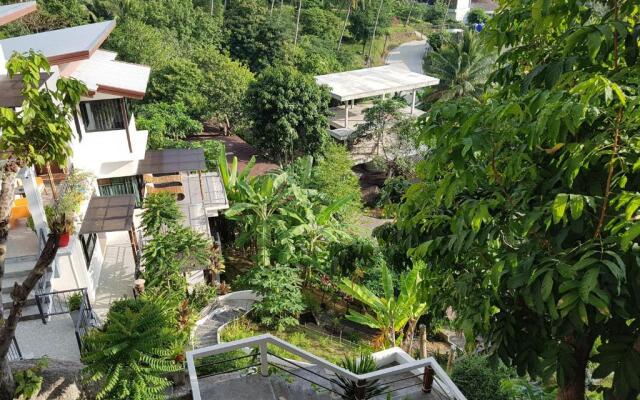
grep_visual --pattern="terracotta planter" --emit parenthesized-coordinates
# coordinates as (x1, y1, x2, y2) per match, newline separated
(58, 232, 71, 247)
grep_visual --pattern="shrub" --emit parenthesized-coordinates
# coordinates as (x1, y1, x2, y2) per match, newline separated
(427, 31, 452, 52)
(451, 356, 509, 400)
(311, 143, 362, 221)
(247, 264, 305, 330)
(467, 8, 489, 24)
(332, 354, 387, 399)
(136, 102, 202, 150)
(190, 282, 217, 312)
(68, 292, 83, 312)
(14, 358, 48, 400)
(82, 298, 183, 400)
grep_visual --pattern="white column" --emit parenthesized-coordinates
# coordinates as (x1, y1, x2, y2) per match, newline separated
(452, 0, 471, 21)
(344, 101, 349, 128)
(411, 90, 417, 115)
(20, 167, 48, 235)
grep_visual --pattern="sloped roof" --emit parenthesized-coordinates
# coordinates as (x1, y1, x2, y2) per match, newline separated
(0, 2, 37, 26)
(70, 50, 151, 99)
(0, 20, 115, 65)
(315, 65, 439, 101)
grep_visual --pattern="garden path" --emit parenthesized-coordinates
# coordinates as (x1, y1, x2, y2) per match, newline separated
(193, 297, 255, 348)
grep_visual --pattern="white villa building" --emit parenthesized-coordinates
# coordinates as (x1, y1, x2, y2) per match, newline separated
(1, 2, 228, 360)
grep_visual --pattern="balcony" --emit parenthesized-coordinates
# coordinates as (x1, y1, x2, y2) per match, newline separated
(71, 99, 148, 174)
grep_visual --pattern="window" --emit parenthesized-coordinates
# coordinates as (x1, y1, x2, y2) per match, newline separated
(80, 233, 97, 268)
(79, 99, 127, 132)
(97, 176, 142, 207)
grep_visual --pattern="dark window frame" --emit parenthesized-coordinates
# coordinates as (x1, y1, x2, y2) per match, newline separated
(79, 99, 128, 133)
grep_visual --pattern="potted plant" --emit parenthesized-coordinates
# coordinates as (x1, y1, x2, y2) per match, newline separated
(68, 292, 83, 326)
(45, 205, 75, 247)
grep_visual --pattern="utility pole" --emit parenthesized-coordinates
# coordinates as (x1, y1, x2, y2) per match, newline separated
(367, 0, 384, 67)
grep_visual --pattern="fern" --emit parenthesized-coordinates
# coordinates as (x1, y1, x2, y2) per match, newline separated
(82, 298, 184, 400)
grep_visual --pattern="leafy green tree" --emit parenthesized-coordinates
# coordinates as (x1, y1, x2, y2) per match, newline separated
(300, 7, 342, 42)
(223, 0, 290, 72)
(191, 48, 255, 133)
(310, 143, 362, 221)
(339, 262, 427, 348)
(348, 5, 391, 52)
(423, 30, 495, 101)
(105, 19, 181, 69)
(0, 52, 86, 399)
(0, 0, 92, 34)
(246, 65, 331, 164)
(147, 59, 208, 120)
(399, 0, 640, 398)
(136, 102, 203, 150)
(247, 264, 305, 330)
(82, 298, 182, 400)
(353, 98, 404, 162)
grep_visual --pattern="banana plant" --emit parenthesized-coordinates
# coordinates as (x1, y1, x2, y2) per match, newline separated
(217, 145, 256, 203)
(339, 261, 427, 348)
(224, 172, 294, 266)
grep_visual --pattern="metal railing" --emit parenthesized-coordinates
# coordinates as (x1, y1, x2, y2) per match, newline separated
(74, 298, 99, 352)
(7, 337, 22, 361)
(186, 334, 467, 400)
(34, 287, 91, 324)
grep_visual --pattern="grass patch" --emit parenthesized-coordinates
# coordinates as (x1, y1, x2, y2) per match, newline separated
(221, 317, 373, 364)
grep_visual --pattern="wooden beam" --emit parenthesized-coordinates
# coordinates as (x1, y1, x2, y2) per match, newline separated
(120, 99, 133, 153)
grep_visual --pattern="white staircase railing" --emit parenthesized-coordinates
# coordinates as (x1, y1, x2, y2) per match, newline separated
(186, 333, 467, 400)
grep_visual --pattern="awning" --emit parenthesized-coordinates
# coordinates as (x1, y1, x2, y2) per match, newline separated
(0, 20, 115, 65)
(137, 149, 206, 175)
(0, 2, 37, 27)
(70, 50, 151, 100)
(315, 65, 439, 102)
(79, 195, 135, 235)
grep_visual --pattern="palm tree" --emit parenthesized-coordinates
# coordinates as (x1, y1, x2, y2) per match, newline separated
(339, 261, 427, 348)
(423, 30, 496, 101)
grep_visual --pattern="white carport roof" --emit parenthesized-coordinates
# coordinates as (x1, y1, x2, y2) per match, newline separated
(0, 20, 115, 65)
(0, 2, 36, 26)
(70, 50, 151, 100)
(315, 65, 439, 102)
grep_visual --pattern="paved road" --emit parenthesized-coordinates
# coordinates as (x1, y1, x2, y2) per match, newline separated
(386, 31, 427, 73)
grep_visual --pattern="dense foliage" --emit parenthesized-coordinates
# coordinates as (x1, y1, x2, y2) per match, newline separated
(245, 65, 331, 164)
(451, 356, 509, 400)
(399, 0, 640, 398)
(82, 298, 182, 400)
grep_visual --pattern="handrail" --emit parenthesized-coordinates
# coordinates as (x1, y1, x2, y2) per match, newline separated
(186, 333, 467, 400)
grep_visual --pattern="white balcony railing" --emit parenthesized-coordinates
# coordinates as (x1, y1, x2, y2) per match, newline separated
(186, 333, 467, 400)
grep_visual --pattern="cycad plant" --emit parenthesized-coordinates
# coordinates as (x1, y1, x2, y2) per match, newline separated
(339, 261, 428, 348)
(423, 30, 496, 102)
(332, 353, 388, 399)
(82, 298, 183, 400)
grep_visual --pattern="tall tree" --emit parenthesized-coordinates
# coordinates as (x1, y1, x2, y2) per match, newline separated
(245, 65, 330, 164)
(0, 52, 85, 399)
(399, 0, 640, 399)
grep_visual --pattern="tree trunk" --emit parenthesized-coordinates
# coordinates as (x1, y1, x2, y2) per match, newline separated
(294, 0, 303, 46)
(367, 0, 384, 67)
(556, 334, 595, 400)
(0, 160, 21, 317)
(402, 318, 418, 354)
(0, 359, 14, 400)
(0, 232, 60, 382)
(337, 3, 352, 51)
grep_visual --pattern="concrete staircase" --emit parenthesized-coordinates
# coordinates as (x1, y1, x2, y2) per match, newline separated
(3, 255, 51, 322)
(194, 299, 253, 348)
